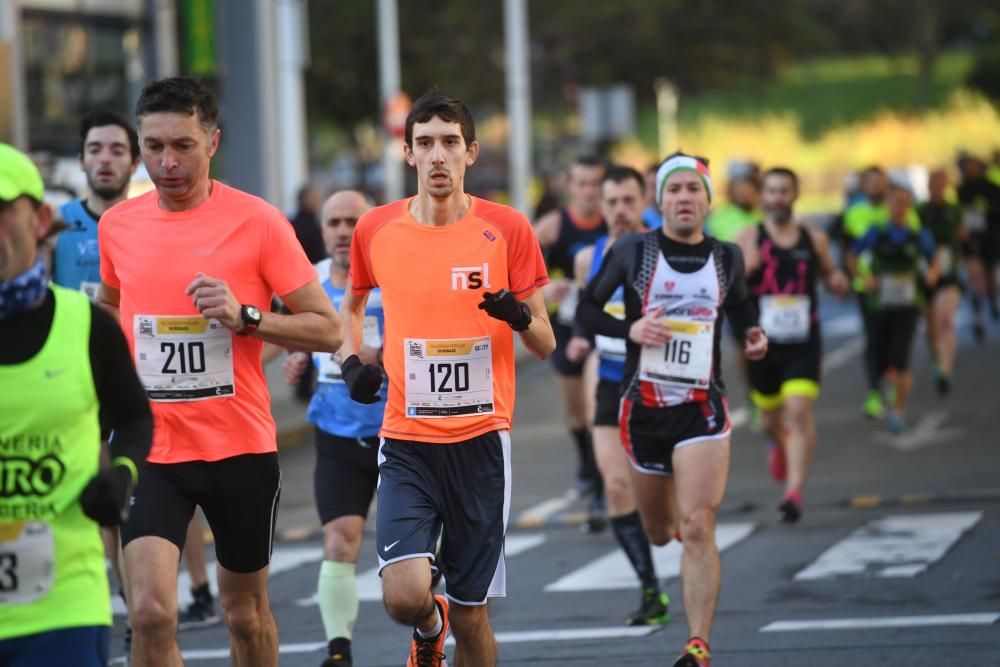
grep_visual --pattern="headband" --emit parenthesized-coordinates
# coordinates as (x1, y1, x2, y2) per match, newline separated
(655, 155, 713, 205)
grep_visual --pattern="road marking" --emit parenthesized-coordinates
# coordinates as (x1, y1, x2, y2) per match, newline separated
(761, 612, 1000, 632)
(296, 533, 547, 606)
(820, 336, 864, 373)
(544, 522, 755, 592)
(514, 489, 579, 527)
(873, 409, 965, 452)
(794, 512, 981, 580)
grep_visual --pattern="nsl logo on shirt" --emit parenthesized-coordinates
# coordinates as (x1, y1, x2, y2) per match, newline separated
(451, 263, 491, 291)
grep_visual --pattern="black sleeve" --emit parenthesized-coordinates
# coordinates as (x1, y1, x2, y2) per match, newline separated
(89, 305, 153, 471)
(576, 239, 632, 339)
(721, 243, 758, 339)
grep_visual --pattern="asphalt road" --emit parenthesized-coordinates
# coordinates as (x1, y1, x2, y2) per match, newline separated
(110, 298, 1000, 666)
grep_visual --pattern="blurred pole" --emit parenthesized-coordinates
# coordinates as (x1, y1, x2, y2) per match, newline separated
(0, 0, 27, 148)
(152, 0, 179, 78)
(377, 0, 404, 202)
(276, 0, 309, 212)
(654, 78, 678, 159)
(504, 0, 532, 215)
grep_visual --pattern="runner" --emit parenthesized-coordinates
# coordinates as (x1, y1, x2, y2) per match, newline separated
(52, 110, 140, 301)
(956, 154, 1000, 340)
(97, 76, 342, 667)
(848, 183, 940, 433)
(577, 152, 767, 667)
(282, 190, 381, 667)
(0, 142, 152, 665)
(917, 168, 966, 395)
(339, 91, 554, 667)
(571, 165, 672, 625)
(533, 155, 607, 505)
(736, 167, 849, 523)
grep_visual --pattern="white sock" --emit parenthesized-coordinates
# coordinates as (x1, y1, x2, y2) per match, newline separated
(416, 605, 442, 639)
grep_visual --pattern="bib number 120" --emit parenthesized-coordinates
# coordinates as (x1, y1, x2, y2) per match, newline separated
(427, 362, 470, 393)
(664, 339, 691, 365)
(160, 341, 207, 374)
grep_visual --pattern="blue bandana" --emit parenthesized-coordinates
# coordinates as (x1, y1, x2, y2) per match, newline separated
(0, 259, 49, 318)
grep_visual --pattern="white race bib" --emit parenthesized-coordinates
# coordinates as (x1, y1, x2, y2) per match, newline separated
(936, 247, 954, 275)
(0, 521, 55, 604)
(404, 337, 495, 418)
(134, 315, 235, 402)
(963, 209, 987, 233)
(639, 319, 714, 389)
(79, 281, 100, 303)
(316, 315, 382, 384)
(759, 295, 811, 343)
(879, 273, 917, 306)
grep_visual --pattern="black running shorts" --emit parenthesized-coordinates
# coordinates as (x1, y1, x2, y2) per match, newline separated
(549, 321, 586, 376)
(314, 428, 379, 525)
(122, 452, 280, 573)
(594, 378, 621, 427)
(375, 430, 510, 605)
(619, 388, 730, 475)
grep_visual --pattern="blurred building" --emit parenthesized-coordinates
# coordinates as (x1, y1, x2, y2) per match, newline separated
(0, 0, 309, 211)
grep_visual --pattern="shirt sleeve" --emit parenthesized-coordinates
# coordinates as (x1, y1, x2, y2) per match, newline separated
(852, 228, 878, 255)
(919, 229, 937, 260)
(97, 216, 120, 289)
(348, 212, 378, 295)
(577, 239, 631, 339)
(506, 211, 550, 298)
(260, 207, 317, 297)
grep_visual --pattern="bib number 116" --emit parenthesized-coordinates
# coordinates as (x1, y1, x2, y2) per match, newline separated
(664, 339, 691, 365)
(428, 362, 470, 393)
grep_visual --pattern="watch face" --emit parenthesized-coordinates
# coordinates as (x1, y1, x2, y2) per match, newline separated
(245, 305, 262, 322)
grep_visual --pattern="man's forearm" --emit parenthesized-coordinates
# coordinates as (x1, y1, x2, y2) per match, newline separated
(253, 311, 342, 353)
(519, 313, 556, 359)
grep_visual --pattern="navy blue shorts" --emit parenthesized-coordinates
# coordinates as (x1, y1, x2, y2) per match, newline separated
(376, 430, 511, 605)
(0, 625, 109, 667)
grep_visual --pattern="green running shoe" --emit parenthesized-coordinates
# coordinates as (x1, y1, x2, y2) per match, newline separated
(626, 588, 669, 626)
(862, 390, 884, 419)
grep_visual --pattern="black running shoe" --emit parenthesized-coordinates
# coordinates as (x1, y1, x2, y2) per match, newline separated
(177, 593, 220, 631)
(936, 375, 951, 397)
(626, 588, 670, 626)
(778, 497, 802, 524)
(582, 495, 608, 534)
(321, 637, 352, 667)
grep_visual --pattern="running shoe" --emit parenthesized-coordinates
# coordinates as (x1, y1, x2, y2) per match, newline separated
(936, 375, 951, 397)
(626, 588, 670, 626)
(177, 591, 220, 631)
(406, 595, 449, 667)
(672, 638, 711, 667)
(862, 390, 884, 419)
(322, 637, 352, 667)
(888, 412, 905, 434)
(582, 494, 608, 534)
(778, 494, 802, 524)
(767, 442, 787, 482)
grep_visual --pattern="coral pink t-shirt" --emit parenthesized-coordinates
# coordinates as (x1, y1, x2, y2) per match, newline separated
(100, 181, 316, 463)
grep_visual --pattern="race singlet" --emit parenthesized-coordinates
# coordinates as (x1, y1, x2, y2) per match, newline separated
(134, 315, 235, 401)
(879, 273, 917, 306)
(759, 295, 811, 343)
(316, 315, 382, 384)
(639, 319, 714, 389)
(404, 337, 495, 417)
(0, 521, 55, 604)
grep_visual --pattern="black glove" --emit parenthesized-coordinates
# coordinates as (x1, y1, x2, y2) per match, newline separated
(478, 289, 533, 331)
(80, 465, 134, 527)
(341, 354, 383, 404)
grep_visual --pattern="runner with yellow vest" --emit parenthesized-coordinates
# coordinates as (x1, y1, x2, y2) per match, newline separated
(0, 143, 152, 665)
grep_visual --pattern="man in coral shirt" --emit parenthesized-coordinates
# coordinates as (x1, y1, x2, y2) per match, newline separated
(97, 77, 342, 667)
(339, 91, 555, 667)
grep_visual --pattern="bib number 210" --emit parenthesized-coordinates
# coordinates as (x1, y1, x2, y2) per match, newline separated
(160, 341, 206, 374)
(427, 362, 470, 393)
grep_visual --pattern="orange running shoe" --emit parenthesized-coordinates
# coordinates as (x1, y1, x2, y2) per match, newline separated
(406, 595, 450, 667)
(671, 637, 711, 666)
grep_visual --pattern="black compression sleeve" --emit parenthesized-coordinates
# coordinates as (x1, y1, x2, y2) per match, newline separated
(89, 305, 153, 473)
(577, 243, 632, 339)
(721, 244, 759, 338)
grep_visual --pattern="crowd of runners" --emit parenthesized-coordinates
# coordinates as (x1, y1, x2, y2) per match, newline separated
(2, 75, 999, 667)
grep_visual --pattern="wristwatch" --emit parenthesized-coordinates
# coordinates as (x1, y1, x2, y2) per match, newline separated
(239, 304, 263, 334)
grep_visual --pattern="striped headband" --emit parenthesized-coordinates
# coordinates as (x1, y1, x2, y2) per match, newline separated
(655, 155, 713, 205)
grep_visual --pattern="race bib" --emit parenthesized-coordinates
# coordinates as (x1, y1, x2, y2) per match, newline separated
(595, 301, 627, 358)
(759, 295, 811, 343)
(0, 521, 55, 604)
(639, 319, 714, 389)
(963, 209, 987, 233)
(316, 315, 382, 384)
(134, 315, 235, 401)
(879, 273, 917, 306)
(936, 247, 954, 275)
(404, 337, 494, 418)
(79, 281, 100, 303)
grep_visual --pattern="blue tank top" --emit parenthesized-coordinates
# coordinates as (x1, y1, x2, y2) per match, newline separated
(587, 236, 627, 382)
(53, 200, 101, 301)
(307, 260, 387, 438)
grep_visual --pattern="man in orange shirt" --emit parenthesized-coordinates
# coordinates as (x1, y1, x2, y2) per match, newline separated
(339, 91, 555, 667)
(97, 77, 342, 667)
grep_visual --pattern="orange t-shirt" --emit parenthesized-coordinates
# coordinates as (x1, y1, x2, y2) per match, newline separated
(349, 197, 548, 443)
(99, 181, 316, 463)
